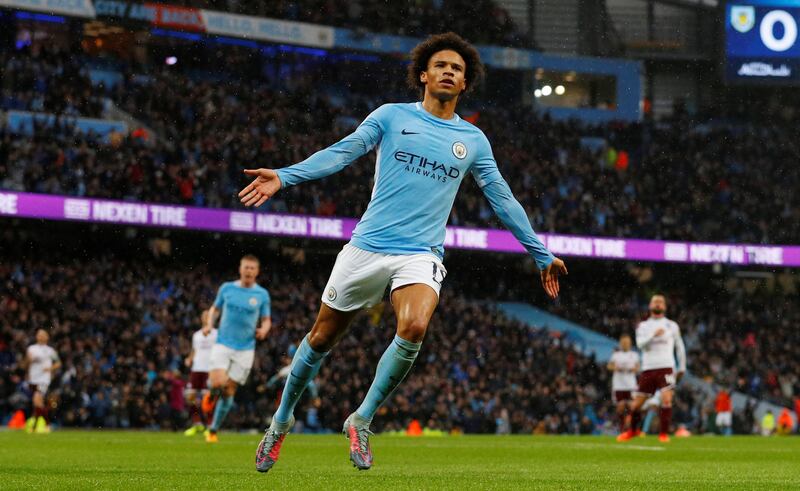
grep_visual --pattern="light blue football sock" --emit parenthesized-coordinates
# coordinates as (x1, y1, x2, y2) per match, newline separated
(273, 335, 328, 425)
(210, 396, 234, 432)
(642, 409, 655, 434)
(356, 334, 422, 424)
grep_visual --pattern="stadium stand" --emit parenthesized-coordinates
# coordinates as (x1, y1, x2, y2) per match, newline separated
(0, 248, 617, 433)
(0, 19, 796, 438)
(3, 44, 799, 244)
(0, 225, 787, 435)
(126, 0, 525, 46)
(493, 259, 800, 409)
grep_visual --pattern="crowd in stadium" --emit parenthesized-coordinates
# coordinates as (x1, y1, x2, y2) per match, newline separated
(3, 45, 800, 245)
(1, 238, 795, 435)
(148, 0, 523, 46)
(547, 279, 800, 408)
(1, 30, 799, 437)
(0, 253, 613, 433)
(0, 48, 104, 118)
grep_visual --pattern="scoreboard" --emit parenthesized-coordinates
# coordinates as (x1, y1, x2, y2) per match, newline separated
(725, 0, 800, 83)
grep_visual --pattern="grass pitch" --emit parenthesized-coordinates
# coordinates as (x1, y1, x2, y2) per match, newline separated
(2, 431, 799, 490)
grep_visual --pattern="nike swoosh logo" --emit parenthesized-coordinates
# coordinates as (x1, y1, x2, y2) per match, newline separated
(401, 129, 419, 135)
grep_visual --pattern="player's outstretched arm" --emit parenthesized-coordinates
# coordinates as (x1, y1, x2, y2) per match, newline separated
(540, 258, 568, 299)
(239, 169, 282, 208)
(238, 133, 371, 207)
(480, 178, 566, 299)
(239, 105, 389, 207)
(470, 136, 565, 298)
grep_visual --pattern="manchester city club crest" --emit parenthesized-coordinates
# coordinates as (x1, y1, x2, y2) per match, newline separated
(452, 141, 467, 160)
(327, 286, 337, 301)
(249, 297, 257, 306)
(731, 5, 755, 33)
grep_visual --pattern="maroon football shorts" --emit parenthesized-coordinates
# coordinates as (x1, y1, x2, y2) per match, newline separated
(636, 368, 674, 396)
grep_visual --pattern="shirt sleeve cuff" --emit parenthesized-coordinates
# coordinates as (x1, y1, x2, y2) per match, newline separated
(275, 169, 291, 189)
(536, 253, 555, 271)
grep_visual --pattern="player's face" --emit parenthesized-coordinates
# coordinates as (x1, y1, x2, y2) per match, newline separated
(649, 295, 666, 315)
(239, 259, 259, 283)
(620, 336, 631, 351)
(36, 329, 48, 344)
(420, 50, 467, 101)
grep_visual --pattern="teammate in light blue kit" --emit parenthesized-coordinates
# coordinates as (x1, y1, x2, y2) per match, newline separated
(244, 33, 567, 472)
(203, 254, 271, 443)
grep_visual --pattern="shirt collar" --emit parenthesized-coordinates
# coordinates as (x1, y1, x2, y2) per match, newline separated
(415, 101, 461, 123)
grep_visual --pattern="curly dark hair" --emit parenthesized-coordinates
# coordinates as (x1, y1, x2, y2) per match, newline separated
(406, 32, 485, 97)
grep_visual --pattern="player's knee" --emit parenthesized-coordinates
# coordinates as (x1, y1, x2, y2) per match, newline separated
(397, 317, 428, 343)
(224, 383, 237, 397)
(209, 371, 225, 388)
(308, 329, 336, 352)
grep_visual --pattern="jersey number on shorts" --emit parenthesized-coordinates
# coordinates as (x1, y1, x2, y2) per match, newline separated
(432, 262, 446, 286)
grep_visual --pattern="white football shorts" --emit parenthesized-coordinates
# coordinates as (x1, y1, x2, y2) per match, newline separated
(209, 344, 255, 385)
(29, 381, 50, 395)
(322, 244, 447, 312)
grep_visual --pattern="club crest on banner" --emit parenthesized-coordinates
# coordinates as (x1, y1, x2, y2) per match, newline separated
(731, 6, 756, 33)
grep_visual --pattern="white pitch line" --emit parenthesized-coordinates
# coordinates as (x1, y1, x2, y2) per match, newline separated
(573, 442, 665, 452)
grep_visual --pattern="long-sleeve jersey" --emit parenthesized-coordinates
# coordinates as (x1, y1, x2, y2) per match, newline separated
(276, 102, 554, 269)
(191, 328, 218, 372)
(27, 344, 59, 386)
(609, 350, 639, 391)
(636, 316, 687, 372)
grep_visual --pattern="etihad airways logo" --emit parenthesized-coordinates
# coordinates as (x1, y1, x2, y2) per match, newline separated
(394, 150, 461, 183)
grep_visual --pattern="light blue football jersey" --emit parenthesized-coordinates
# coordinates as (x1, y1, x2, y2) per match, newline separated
(277, 102, 553, 269)
(214, 281, 270, 351)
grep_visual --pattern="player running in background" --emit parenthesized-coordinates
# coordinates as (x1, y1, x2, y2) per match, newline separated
(24, 329, 60, 434)
(183, 310, 218, 437)
(201, 255, 271, 443)
(715, 389, 733, 436)
(607, 334, 639, 434)
(618, 295, 686, 443)
(240, 32, 567, 473)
